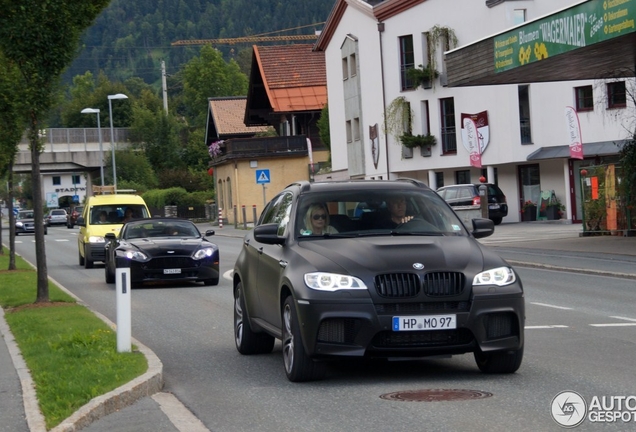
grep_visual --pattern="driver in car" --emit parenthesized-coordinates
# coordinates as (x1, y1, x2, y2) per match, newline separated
(376, 196, 413, 229)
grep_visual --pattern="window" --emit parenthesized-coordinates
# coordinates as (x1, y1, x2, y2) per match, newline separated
(353, 118, 360, 141)
(513, 9, 526, 25)
(399, 35, 415, 91)
(455, 170, 470, 184)
(435, 172, 444, 188)
(52, 176, 61, 185)
(421, 100, 430, 135)
(575, 86, 594, 111)
(342, 57, 348, 80)
(440, 97, 456, 153)
(607, 81, 626, 108)
(346, 120, 352, 143)
(350, 54, 357, 77)
(227, 177, 232, 210)
(72, 175, 81, 184)
(518, 85, 532, 144)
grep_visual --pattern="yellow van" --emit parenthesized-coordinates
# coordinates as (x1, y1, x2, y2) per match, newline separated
(77, 194, 151, 268)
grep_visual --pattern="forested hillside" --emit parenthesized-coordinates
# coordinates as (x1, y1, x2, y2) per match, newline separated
(65, 0, 333, 87)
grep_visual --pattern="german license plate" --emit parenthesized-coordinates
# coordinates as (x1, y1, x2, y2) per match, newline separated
(488, 204, 500, 209)
(163, 268, 181, 274)
(392, 315, 456, 331)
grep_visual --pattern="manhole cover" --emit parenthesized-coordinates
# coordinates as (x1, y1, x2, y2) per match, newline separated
(379, 389, 493, 402)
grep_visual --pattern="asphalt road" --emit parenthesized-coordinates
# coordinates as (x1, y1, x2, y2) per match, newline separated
(3, 222, 636, 431)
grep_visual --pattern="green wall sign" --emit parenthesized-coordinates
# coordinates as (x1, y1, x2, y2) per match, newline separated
(494, 0, 636, 73)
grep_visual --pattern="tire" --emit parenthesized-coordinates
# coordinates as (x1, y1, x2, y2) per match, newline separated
(282, 295, 326, 382)
(491, 217, 503, 226)
(234, 282, 275, 355)
(84, 245, 94, 269)
(474, 346, 523, 373)
(78, 248, 85, 266)
(105, 261, 115, 284)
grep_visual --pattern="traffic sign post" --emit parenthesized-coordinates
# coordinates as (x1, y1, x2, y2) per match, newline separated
(256, 169, 271, 207)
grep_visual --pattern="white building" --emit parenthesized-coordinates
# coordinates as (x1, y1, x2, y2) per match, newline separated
(41, 172, 88, 208)
(315, 0, 634, 223)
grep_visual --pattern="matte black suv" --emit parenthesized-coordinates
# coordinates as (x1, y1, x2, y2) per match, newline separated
(233, 179, 524, 382)
(436, 183, 508, 225)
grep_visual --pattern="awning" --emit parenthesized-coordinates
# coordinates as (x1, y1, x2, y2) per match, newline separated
(526, 140, 628, 160)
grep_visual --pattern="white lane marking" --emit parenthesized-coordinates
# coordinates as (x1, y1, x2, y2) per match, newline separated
(223, 269, 233, 281)
(610, 316, 636, 322)
(152, 392, 210, 432)
(525, 325, 569, 329)
(590, 323, 636, 327)
(530, 302, 573, 310)
(55, 239, 69, 242)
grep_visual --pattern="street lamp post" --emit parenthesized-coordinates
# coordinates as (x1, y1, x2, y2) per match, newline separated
(108, 93, 129, 192)
(80, 108, 104, 187)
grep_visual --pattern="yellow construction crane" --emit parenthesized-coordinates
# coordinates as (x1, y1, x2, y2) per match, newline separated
(171, 22, 323, 46)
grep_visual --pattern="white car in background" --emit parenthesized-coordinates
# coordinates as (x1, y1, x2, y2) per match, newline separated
(45, 209, 68, 226)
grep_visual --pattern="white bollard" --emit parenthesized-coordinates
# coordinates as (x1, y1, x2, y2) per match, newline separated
(116, 267, 132, 352)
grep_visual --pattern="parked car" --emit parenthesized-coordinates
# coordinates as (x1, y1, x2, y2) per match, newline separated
(45, 208, 68, 226)
(233, 179, 524, 382)
(66, 206, 84, 228)
(15, 210, 48, 235)
(104, 218, 219, 287)
(436, 183, 508, 225)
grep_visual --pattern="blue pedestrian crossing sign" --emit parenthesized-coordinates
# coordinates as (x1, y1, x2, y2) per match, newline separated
(256, 169, 271, 184)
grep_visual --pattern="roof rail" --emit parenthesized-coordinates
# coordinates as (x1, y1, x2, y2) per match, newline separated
(395, 177, 429, 188)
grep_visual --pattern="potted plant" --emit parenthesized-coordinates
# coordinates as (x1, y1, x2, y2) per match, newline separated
(399, 133, 437, 156)
(406, 65, 439, 89)
(521, 200, 537, 222)
(545, 197, 564, 220)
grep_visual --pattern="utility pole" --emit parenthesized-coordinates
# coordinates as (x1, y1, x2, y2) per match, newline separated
(161, 60, 168, 114)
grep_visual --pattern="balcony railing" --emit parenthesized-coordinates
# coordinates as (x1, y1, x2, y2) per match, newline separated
(441, 126, 457, 153)
(18, 128, 130, 152)
(211, 135, 309, 164)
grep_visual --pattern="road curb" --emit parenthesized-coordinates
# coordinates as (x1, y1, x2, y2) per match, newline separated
(1, 249, 164, 432)
(507, 260, 636, 280)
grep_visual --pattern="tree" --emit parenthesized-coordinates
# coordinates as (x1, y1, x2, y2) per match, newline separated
(0, 53, 25, 265)
(0, 0, 110, 303)
(182, 45, 248, 127)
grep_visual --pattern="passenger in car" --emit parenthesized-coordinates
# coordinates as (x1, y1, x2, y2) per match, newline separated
(301, 203, 338, 236)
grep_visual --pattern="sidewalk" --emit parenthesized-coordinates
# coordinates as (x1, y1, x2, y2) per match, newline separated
(1, 219, 635, 431)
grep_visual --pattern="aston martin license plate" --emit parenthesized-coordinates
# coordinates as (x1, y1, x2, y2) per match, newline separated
(164, 268, 181, 274)
(392, 315, 456, 331)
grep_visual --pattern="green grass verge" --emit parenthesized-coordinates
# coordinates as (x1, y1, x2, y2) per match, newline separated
(0, 247, 148, 429)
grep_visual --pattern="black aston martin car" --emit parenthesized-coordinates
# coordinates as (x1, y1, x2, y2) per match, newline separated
(233, 179, 524, 382)
(104, 218, 219, 287)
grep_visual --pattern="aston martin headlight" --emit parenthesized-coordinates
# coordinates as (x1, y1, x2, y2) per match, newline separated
(193, 247, 215, 260)
(115, 249, 148, 261)
(88, 236, 105, 243)
(304, 272, 367, 292)
(473, 266, 516, 286)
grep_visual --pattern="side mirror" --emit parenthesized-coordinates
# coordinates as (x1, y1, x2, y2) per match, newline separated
(254, 223, 285, 245)
(105, 233, 117, 241)
(77, 216, 85, 227)
(471, 218, 494, 239)
(205, 229, 215, 237)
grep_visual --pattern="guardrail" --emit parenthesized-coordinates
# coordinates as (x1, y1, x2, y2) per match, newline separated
(18, 128, 131, 153)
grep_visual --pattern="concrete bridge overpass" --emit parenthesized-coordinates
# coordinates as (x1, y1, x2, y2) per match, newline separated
(13, 127, 131, 174)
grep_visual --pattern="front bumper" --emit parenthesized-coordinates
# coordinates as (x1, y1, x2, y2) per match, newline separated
(116, 256, 219, 284)
(85, 242, 107, 262)
(295, 293, 524, 359)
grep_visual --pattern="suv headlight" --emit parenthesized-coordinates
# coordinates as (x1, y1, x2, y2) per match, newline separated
(304, 272, 367, 292)
(193, 248, 215, 260)
(473, 266, 516, 286)
(115, 249, 148, 261)
(88, 236, 105, 243)
(16, 222, 23, 227)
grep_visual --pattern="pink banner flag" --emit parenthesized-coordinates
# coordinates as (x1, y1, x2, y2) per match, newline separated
(463, 117, 481, 168)
(565, 106, 583, 160)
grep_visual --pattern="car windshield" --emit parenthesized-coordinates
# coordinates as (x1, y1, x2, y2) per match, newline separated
(89, 204, 149, 225)
(295, 188, 468, 239)
(122, 220, 200, 240)
(18, 211, 34, 219)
